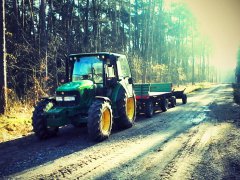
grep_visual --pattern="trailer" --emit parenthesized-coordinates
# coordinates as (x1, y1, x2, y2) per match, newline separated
(134, 83, 187, 118)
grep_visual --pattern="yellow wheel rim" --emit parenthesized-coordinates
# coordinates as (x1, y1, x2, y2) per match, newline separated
(100, 108, 111, 135)
(126, 97, 135, 121)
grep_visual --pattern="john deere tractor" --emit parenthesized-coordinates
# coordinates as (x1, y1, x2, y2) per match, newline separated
(32, 53, 136, 141)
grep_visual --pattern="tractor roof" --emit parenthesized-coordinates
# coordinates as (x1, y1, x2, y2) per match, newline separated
(69, 52, 124, 59)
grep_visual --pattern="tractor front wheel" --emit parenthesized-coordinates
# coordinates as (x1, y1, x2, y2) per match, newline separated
(32, 100, 59, 140)
(88, 100, 113, 141)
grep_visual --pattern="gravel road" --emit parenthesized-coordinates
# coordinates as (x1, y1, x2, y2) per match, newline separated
(0, 84, 239, 180)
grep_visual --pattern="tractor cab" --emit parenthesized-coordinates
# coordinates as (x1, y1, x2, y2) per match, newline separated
(67, 53, 134, 97)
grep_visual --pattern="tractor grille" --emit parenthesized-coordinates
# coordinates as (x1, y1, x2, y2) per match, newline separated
(56, 91, 80, 107)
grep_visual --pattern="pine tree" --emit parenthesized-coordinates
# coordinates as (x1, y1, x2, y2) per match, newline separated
(0, 0, 7, 114)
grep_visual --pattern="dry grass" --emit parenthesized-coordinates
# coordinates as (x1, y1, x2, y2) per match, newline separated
(0, 102, 33, 142)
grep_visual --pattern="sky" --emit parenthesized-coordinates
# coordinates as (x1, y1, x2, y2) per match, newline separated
(182, 0, 240, 74)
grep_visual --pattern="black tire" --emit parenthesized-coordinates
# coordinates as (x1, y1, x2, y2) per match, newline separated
(182, 94, 187, 104)
(170, 96, 177, 107)
(72, 123, 87, 128)
(160, 98, 168, 112)
(88, 100, 113, 141)
(116, 90, 136, 129)
(32, 100, 59, 140)
(145, 100, 154, 118)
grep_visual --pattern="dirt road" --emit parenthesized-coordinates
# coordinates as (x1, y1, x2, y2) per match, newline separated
(0, 84, 239, 179)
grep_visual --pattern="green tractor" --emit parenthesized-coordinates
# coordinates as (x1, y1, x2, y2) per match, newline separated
(32, 53, 136, 141)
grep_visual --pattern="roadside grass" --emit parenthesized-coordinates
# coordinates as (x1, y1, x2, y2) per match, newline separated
(0, 102, 33, 142)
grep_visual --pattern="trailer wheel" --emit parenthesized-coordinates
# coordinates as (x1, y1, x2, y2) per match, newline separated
(136, 105, 141, 116)
(88, 100, 112, 141)
(116, 91, 136, 129)
(32, 100, 59, 140)
(182, 94, 187, 104)
(160, 98, 168, 112)
(145, 100, 154, 118)
(170, 96, 177, 107)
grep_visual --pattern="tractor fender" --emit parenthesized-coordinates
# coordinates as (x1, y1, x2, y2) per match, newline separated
(95, 96, 111, 103)
(111, 83, 125, 103)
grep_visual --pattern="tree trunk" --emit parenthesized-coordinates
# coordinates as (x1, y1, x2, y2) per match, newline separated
(191, 22, 195, 85)
(92, 0, 99, 51)
(29, 0, 36, 46)
(21, 0, 25, 29)
(39, 0, 46, 49)
(13, 0, 20, 39)
(48, 0, 54, 34)
(0, 0, 7, 114)
(83, 0, 89, 52)
(39, 0, 47, 88)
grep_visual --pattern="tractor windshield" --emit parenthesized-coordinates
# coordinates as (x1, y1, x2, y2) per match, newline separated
(72, 56, 103, 83)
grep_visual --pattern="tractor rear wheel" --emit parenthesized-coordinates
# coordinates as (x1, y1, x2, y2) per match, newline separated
(160, 98, 168, 112)
(182, 94, 187, 104)
(145, 100, 154, 118)
(116, 91, 136, 129)
(88, 100, 113, 141)
(32, 100, 59, 139)
(170, 96, 177, 107)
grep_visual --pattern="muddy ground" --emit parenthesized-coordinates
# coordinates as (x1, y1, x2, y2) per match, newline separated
(0, 84, 239, 179)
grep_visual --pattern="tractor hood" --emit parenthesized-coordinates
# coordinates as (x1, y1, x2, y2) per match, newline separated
(56, 80, 94, 92)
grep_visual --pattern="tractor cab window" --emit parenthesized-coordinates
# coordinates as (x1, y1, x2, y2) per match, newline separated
(117, 56, 131, 79)
(72, 56, 103, 83)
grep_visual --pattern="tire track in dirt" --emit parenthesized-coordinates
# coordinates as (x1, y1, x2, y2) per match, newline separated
(154, 123, 226, 180)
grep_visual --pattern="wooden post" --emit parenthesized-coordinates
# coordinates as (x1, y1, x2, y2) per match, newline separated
(0, 0, 7, 114)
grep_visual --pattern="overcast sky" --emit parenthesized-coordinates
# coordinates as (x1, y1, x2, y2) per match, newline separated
(183, 0, 240, 72)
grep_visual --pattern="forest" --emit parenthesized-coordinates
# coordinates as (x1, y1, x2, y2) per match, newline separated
(1, 0, 216, 111)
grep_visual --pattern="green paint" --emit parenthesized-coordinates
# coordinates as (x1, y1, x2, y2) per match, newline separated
(134, 83, 172, 96)
(57, 80, 94, 92)
(45, 80, 95, 126)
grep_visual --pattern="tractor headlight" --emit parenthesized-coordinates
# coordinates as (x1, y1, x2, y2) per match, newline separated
(56, 96, 63, 101)
(64, 96, 76, 101)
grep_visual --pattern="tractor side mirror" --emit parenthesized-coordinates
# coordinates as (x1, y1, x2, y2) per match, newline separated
(128, 77, 133, 84)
